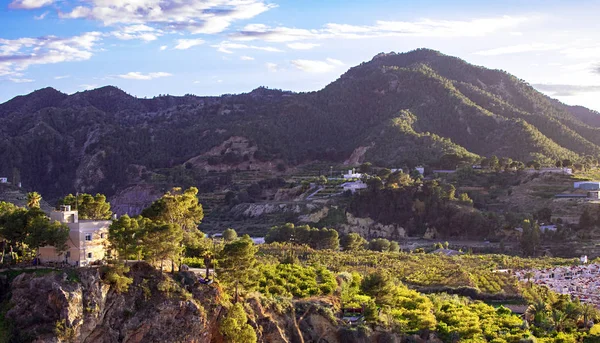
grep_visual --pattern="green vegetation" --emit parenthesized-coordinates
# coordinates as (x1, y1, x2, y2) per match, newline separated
(265, 223, 339, 250)
(257, 263, 336, 298)
(219, 303, 257, 343)
(57, 193, 112, 220)
(0, 199, 69, 266)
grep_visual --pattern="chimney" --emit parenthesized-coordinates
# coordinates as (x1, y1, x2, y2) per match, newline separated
(112, 214, 118, 220)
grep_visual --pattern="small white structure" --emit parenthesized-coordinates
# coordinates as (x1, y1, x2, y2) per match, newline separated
(527, 167, 572, 175)
(341, 181, 367, 193)
(343, 169, 363, 179)
(574, 181, 600, 190)
(415, 167, 425, 175)
(39, 205, 111, 266)
(0, 177, 7, 183)
(540, 224, 558, 233)
(581, 255, 589, 264)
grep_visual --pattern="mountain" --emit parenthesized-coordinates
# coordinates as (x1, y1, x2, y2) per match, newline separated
(1, 48, 600, 200)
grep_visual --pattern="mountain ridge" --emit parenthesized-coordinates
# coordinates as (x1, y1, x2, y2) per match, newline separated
(1, 48, 600, 199)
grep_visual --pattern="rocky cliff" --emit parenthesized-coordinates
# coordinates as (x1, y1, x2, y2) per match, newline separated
(1, 263, 441, 343)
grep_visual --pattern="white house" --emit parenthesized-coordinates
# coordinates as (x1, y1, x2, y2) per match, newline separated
(39, 205, 111, 266)
(415, 167, 425, 175)
(341, 181, 367, 193)
(540, 224, 558, 233)
(574, 181, 600, 190)
(343, 169, 363, 179)
(0, 177, 7, 183)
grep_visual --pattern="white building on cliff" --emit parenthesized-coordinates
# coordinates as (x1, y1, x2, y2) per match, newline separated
(39, 205, 111, 266)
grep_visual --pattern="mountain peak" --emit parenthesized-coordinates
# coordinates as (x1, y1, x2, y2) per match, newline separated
(0, 87, 67, 117)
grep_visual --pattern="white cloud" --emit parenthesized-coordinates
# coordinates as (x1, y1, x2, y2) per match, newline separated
(233, 15, 532, 42)
(80, 84, 98, 90)
(174, 39, 205, 50)
(118, 71, 172, 80)
(240, 55, 254, 60)
(287, 42, 320, 50)
(291, 58, 345, 73)
(475, 43, 561, 56)
(54, 75, 70, 80)
(266, 62, 278, 72)
(160, 45, 168, 51)
(9, 0, 53, 9)
(0, 32, 102, 78)
(212, 41, 283, 53)
(112, 24, 161, 41)
(533, 84, 600, 97)
(34, 11, 49, 20)
(59, 0, 275, 35)
(9, 77, 34, 83)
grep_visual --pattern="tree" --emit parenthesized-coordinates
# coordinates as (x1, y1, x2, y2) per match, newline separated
(378, 168, 392, 179)
(388, 241, 400, 253)
(359, 162, 373, 174)
(26, 216, 69, 256)
(58, 193, 112, 220)
(223, 228, 238, 242)
(368, 238, 391, 252)
(520, 220, 541, 256)
(219, 303, 257, 343)
(109, 215, 146, 261)
(341, 233, 367, 251)
(219, 235, 258, 291)
(27, 192, 42, 209)
(142, 187, 205, 249)
(143, 222, 184, 272)
(488, 156, 500, 171)
(534, 207, 552, 223)
(361, 270, 395, 306)
(561, 159, 573, 168)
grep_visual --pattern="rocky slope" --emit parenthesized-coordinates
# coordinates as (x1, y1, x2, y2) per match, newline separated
(1, 263, 437, 343)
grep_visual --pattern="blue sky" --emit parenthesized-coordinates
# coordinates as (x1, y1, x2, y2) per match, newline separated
(1, 0, 600, 111)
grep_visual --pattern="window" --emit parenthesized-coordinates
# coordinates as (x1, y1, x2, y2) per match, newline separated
(100, 233, 104, 239)
(66, 251, 70, 258)
(85, 234, 92, 241)
(87, 252, 93, 259)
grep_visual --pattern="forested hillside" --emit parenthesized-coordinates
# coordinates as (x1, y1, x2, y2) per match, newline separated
(1, 48, 599, 199)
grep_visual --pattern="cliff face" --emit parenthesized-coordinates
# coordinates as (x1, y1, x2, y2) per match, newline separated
(3, 264, 438, 343)
(5, 263, 220, 343)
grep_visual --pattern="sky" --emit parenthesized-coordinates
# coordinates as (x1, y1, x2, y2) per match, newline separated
(1, 0, 600, 111)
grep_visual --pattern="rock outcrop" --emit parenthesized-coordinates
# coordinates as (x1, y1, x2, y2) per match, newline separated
(6, 263, 220, 343)
(339, 213, 406, 240)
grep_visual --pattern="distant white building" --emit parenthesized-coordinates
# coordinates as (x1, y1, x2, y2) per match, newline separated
(540, 224, 558, 233)
(343, 169, 363, 179)
(527, 167, 572, 175)
(581, 255, 588, 264)
(574, 181, 600, 190)
(341, 181, 367, 193)
(415, 167, 425, 175)
(39, 205, 111, 266)
(0, 177, 7, 183)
